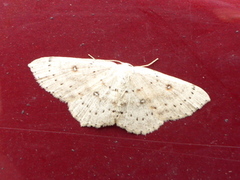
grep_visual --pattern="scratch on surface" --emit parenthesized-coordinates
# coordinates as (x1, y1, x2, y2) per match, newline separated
(0, 126, 239, 162)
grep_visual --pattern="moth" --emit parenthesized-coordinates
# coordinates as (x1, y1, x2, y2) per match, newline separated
(28, 56, 210, 135)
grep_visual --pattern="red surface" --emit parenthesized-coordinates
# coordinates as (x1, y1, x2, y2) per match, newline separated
(1, 0, 240, 179)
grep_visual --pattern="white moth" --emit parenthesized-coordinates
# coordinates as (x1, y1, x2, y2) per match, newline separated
(28, 56, 210, 135)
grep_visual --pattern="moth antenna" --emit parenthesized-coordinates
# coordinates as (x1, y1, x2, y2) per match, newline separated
(88, 54, 95, 60)
(141, 58, 159, 67)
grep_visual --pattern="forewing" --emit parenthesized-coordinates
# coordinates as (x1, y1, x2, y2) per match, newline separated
(116, 66, 210, 135)
(28, 57, 126, 127)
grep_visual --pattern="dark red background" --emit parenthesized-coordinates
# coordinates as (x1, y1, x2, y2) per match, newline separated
(1, 0, 240, 179)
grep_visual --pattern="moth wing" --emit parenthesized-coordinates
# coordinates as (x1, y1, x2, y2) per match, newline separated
(116, 66, 210, 135)
(28, 57, 126, 127)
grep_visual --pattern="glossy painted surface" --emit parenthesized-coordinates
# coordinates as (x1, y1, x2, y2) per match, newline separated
(1, 0, 240, 179)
